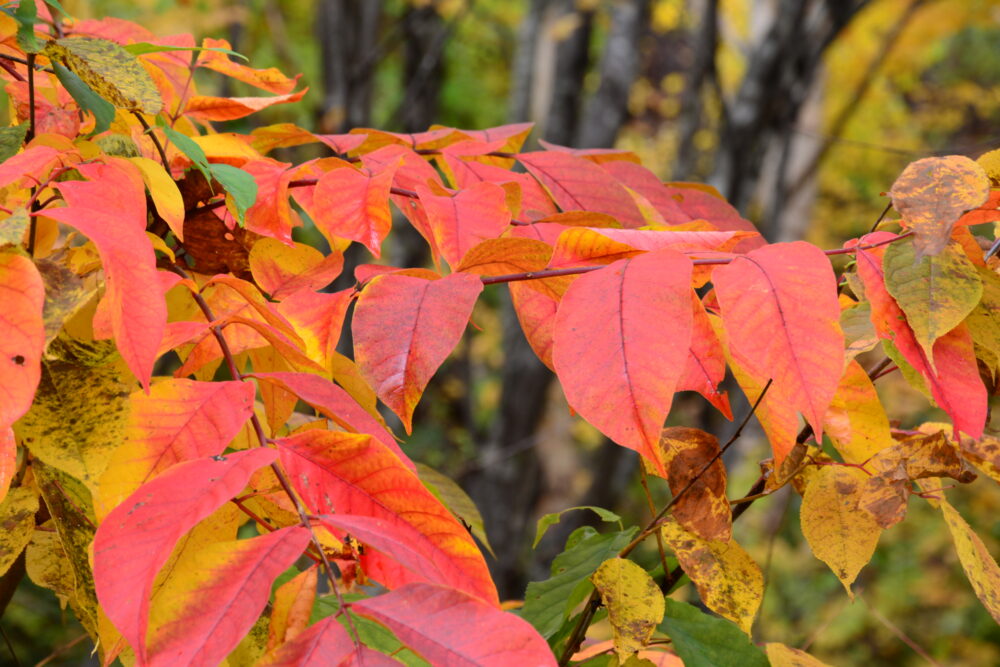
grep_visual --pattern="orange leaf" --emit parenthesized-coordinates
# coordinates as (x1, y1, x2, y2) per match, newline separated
(0, 253, 44, 429)
(416, 181, 512, 268)
(548, 227, 745, 269)
(242, 159, 298, 245)
(510, 281, 558, 371)
(93, 448, 278, 664)
(249, 238, 344, 299)
(455, 237, 552, 276)
(45, 160, 166, 389)
(266, 566, 318, 652)
(352, 583, 554, 665)
(258, 617, 359, 666)
(714, 242, 844, 460)
(277, 430, 498, 604)
(274, 289, 353, 366)
(518, 150, 646, 227)
(311, 163, 397, 257)
(552, 249, 694, 475)
(184, 89, 308, 122)
(146, 527, 310, 666)
(352, 272, 483, 433)
(198, 38, 300, 94)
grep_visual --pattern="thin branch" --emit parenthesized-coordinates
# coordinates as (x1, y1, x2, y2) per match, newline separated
(869, 201, 893, 233)
(134, 112, 170, 168)
(860, 593, 944, 667)
(26, 53, 36, 143)
(0, 52, 52, 72)
(638, 466, 671, 581)
(169, 264, 364, 650)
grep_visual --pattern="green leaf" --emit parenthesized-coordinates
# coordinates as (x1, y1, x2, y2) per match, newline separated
(519, 526, 636, 638)
(44, 37, 163, 114)
(313, 595, 430, 666)
(161, 125, 212, 181)
(658, 599, 768, 667)
(123, 42, 248, 61)
(416, 461, 495, 558)
(51, 62, 115, 136)
(15, 0, 41, 53)
(534, 505, 622, 548)
(0, 123, 28, 163)
(209, 163, 257, 227)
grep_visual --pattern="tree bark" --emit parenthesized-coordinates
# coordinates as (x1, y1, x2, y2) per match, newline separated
(317, 0, 381, 132)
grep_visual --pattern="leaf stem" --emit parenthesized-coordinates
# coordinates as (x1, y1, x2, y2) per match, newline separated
(134, 112, 170, 168)
(26, 53, 35, 143)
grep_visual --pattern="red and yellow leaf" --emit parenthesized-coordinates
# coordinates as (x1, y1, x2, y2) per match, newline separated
(352, 272, 483, 433)
(249, 238, 344, 299)
(146, 527, 310, 667)
(416, 181, 512, 268)
(310, 163, 397, 257)
(277, 430, 497, 604)
(552, 249, 693, 475)
(93, 448, 278, 663)
(184, 89, 308, 122)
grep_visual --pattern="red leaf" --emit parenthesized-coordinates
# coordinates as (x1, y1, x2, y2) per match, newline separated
(442, 156, 557, 218)
(852, 235, 986, 437)
(96, 379, 256, 515)
(678, 294, 733, 420)
(0, 145, 63, 190)
(548, 227, 746, 269)
(258, 617, 355, 666)
(598, 160, 690, 222)
(552, 249, 694, 474)
(93, 448, 277, 663)
(44, 160, 166, 388)
(352, 583, 555, 666)
(510, 281, 558, 371)
(416, 181, 512, 268)
(311, 163, 396, 257)
(714, 242, 844, 459)
(518, 150, 646, 227)
(146, 527, 310, 667)
(274, 289, 353, 365)
(240, 159, 298, 244)
(249, 371, 412, 471)
(277, 430, 498, 604)
(352, 273, 483, 433)
(0, 253, 44, 429)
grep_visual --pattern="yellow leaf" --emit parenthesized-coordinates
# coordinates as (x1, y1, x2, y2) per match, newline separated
(192, 132, 263, 165)
(766, 642, 835, 666)
(15, 337, 129, 491)
(0, 486, 38, 576)
(129, 157, 185, 241)
(591, 557, 665, 663)
(26, 526, 76, 608)
(660, 518, 763, 634)
(266, 566, 317, 652)
(800, 466, 881, 597)
(823, 360, 893, 464)
(937, 498, 1000, 624)
(45, 38, 163, 114)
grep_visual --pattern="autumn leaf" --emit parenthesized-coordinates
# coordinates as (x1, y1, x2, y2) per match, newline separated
(93, 448, 278, 663)
(553, 249, 693, 476)
(823, 360, 893, 464)
(0, 253, 44, 430)
(882, 236, 982, 361)
(659, 518, 763, 634)
(44, 160, 166, 389)
(455, 237, 552, 276)
(197, 37, 301, 94)
(352, 583, 556, 666)
(249, 238, 344, 299)
(936, 498, 1000, 624)
(276, 429, 497, 604)
(765, 643, 834, 667)
(309, 162, 397, 257)
(714, 242, 844, 464)
(94, 379, 255, 517)
(266, 567, 318, 653)
(518, 150, 646, 227)
(800, 466, 882, 596)
(889, 155, 990, 257)
(0, 486, 38, 576)
(0, 428, 14, 504)
(650, 427, 731, 541)
(258, 617, 358, 666)
(677, 294, 732, 420)
(184, 89, 308, 121)
(416, 181, 512, 268)
(145, 527, 310, 666)
(45, 37, 163, 113)
(591, 557, 665, 662)
(510, 280, 559, 370)
(352, 272, 483, 433)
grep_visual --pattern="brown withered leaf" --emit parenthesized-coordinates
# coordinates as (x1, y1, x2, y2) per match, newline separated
(901, 431, 977, 483)
(760, 441, 813, 495)
(648, 427, 731, 541)
(181, 210, 257, 277)
(889, 155, 990, 257)
(860, 447, 910, 529)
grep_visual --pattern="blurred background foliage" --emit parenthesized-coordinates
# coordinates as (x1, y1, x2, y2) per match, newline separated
(5, 0, 1000, 665)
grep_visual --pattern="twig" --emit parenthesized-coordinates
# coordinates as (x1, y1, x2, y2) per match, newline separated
(860, 593, 944, 666)
(0, 624, 19, 667)
(134, 112, 170, 168)
(26, 54, 36, 143)
(638, 466, 671, 581)
(34, 632, 88, 667)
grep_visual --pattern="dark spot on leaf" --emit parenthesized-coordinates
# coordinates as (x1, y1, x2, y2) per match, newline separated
(12, 355, 25, 365)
